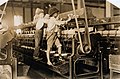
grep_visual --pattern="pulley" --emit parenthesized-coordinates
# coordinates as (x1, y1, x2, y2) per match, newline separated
(71, 0, 91, 54)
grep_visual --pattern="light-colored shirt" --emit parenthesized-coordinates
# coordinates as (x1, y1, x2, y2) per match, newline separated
(46, 17, 66, 32)
(36, 18, 44, 30)
(33, 13, 44, 24)
(36, 14, 50, 30)
(33, 13, 44, 30)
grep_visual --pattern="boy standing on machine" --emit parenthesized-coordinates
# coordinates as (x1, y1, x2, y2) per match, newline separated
(46, 7, 71, 65)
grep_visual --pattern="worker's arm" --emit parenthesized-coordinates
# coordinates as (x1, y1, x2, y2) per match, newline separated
(55, 15, 72, 25)
(14, 21, 36, 30)
(14, 14, 40, 30)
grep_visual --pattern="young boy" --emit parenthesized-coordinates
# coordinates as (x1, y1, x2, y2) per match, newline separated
(33, 8, 44, 59)
(14, 8, 45, 60)
(46, 7, 71, 65)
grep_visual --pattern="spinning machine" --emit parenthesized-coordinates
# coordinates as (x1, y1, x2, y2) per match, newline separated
(1, 0, 120, 79)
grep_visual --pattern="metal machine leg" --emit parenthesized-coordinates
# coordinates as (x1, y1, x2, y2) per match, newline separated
(69, 36, 75, 79)
(69, 57, 73, 79)
(100, 53, 103, 79)
(0, 42, 17, 79)
(110, 69, 113, 79)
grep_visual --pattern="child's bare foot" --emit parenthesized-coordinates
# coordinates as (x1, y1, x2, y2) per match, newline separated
(47, 62, 53, 66)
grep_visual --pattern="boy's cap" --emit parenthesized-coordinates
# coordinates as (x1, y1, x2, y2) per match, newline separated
(48, 7, 59, 16)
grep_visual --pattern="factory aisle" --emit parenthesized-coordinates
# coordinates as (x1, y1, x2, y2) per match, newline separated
(17, 65, 67, 79)
(18, 68, 44, 79)
(17, 66, 120, 79)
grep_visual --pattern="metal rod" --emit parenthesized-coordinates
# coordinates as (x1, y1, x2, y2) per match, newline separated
(0, 1, 8, 20)
(71, 0, 84, 53)
(71, 0, 91, 54)
(69, 36, 75, 79)
(100, 52, 103, 79)
(69, 57, 73, 79)
(82, 0, 91, 53)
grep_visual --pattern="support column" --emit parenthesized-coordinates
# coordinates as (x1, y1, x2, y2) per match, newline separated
(106, 1, 113, 17)
(77, 0, 81, 9)
(30, 2, 33, 21)
(23, 7, 25, 23)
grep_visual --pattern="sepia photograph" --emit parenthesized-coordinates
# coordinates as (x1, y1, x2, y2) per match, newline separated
(0, 0, 120, 79)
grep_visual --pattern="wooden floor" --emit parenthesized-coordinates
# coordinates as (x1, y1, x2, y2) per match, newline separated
(0, 65, 120, 79)
(17, 66, 66, 79)
(17, 67, 120, 79)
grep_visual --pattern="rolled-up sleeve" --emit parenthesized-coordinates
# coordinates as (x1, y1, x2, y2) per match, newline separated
(55, 20, 66, 26)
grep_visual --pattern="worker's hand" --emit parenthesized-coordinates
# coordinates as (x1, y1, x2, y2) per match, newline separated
(66, 14, 73, 23)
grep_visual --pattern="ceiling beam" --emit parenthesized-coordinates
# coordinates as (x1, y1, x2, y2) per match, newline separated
(7, 0, 105, 8)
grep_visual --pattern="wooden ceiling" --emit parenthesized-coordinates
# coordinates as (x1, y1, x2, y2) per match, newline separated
(7, 0, 105, 8)
(9, 0, 105, 3)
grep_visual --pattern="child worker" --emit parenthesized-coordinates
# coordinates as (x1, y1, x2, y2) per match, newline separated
(46, 7, 71, 65)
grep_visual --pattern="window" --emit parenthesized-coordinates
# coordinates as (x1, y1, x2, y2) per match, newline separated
(14, 15, 23, 26)
(14, 15, 23, 34)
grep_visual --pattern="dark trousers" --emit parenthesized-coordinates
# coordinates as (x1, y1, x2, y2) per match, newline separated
(33, 29, 43, 57)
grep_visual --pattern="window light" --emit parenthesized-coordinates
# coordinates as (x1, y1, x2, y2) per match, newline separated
(0, 0, 8, 6)
(107, 0, 120, 8)
(14, 15, 23, 34)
